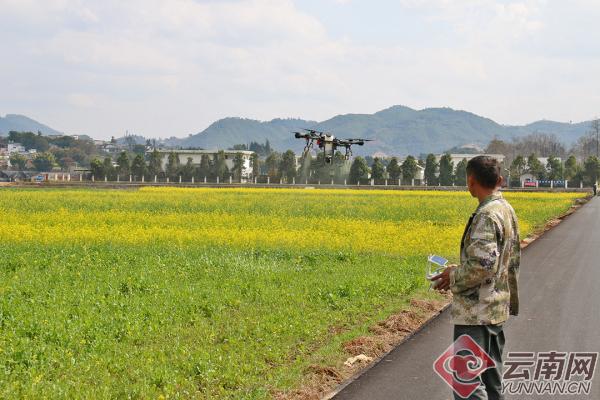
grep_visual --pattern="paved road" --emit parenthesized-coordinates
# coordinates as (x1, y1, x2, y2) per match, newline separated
(335, 196, 600, 400)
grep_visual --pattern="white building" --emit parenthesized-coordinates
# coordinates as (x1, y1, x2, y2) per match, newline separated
(519, 173, 537, 186)
(4, 143, 37, 168)
(399, 164, 425, 182)
(435, 153, 506, 170)
(393, 159, 425, 183)
(414, 164, 425, 181)
(153, 149, 255, 179)
(8, 143, 26, 154)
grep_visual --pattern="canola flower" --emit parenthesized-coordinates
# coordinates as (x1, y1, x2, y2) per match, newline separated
(0, 187, 586, 399)
(0, 187, 582, 258)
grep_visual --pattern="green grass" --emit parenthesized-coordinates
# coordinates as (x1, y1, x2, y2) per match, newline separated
(0, 187, 585, 398)
(0, 245, 427, 399)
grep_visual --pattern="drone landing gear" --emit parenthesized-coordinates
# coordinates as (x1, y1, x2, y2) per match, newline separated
(303, 138, 314, 157)
(344, 146, 352, 160)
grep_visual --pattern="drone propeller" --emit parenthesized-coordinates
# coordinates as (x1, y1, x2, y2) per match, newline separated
(335, 138, 374, 146)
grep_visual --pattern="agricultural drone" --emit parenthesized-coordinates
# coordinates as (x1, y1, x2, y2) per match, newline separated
(293, 129, 373, 163)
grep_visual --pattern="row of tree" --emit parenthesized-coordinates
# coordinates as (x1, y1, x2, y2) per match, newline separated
(349, 154, 461, 186)
(89, 150, 265, 181)
(485, 123, 600, 166)
(348, 155, 424, 184)
(259, 151, 423, 184)
(421, 154, 468, 186)
(351, 152, 600, 187)
(89, 149, 420, 184)
(509, 154, 600, 185)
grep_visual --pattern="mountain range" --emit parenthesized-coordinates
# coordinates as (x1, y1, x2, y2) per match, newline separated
(2, 107, 592, 156)
(165, 106, 591, 156)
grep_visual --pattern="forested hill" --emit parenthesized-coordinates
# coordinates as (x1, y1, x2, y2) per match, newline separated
(3, 107, 591, 156)
(0, 114, 62, 136)
(167, 106, 590, 156)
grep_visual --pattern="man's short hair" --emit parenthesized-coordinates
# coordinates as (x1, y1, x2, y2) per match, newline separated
(466, 156, 501, 189)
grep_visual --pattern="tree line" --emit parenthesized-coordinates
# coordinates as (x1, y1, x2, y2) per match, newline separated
(8, 120, 600, 185)
(89, 149, 305, 183)
(346, 151, 600, 187)
(486, 126, 600, 164)
(332, 155, 422, 184)
(485, 124, 600, 186)
(507, 154, 599, 186)
(345, 154, 468, 186)
(89, 150, 259, 181)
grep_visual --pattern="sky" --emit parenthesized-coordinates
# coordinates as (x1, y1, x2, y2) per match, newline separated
(1, 0, 599, 140)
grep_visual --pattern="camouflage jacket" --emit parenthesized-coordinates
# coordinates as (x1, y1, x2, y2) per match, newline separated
(449, 192, 520, 325)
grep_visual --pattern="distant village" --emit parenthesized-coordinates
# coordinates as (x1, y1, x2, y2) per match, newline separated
(2, 128, 600, 188)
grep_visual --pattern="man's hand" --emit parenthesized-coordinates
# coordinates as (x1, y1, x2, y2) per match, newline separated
(431, 264, 456, 292)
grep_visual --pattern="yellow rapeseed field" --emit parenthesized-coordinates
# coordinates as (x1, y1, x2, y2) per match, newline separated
(1, 187, 581, 255)
(0, 187, 585, 398)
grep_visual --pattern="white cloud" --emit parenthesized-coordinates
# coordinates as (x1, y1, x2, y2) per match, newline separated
(0, 0, 338, 135)
(399, 0, 545, 43)
(0, 0, 599, 138)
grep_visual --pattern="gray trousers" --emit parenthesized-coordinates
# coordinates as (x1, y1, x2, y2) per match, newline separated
(453, 324, 505, 400)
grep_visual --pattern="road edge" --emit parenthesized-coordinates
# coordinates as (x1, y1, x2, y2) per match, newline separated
(316, 194, 592, 400)
(321, 302, 451, 400)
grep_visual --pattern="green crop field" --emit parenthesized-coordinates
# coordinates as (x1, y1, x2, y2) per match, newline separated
(0, 187, 585, 399)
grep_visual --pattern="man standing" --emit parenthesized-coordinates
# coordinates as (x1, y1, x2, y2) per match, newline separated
(433, 156, 520, 400)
